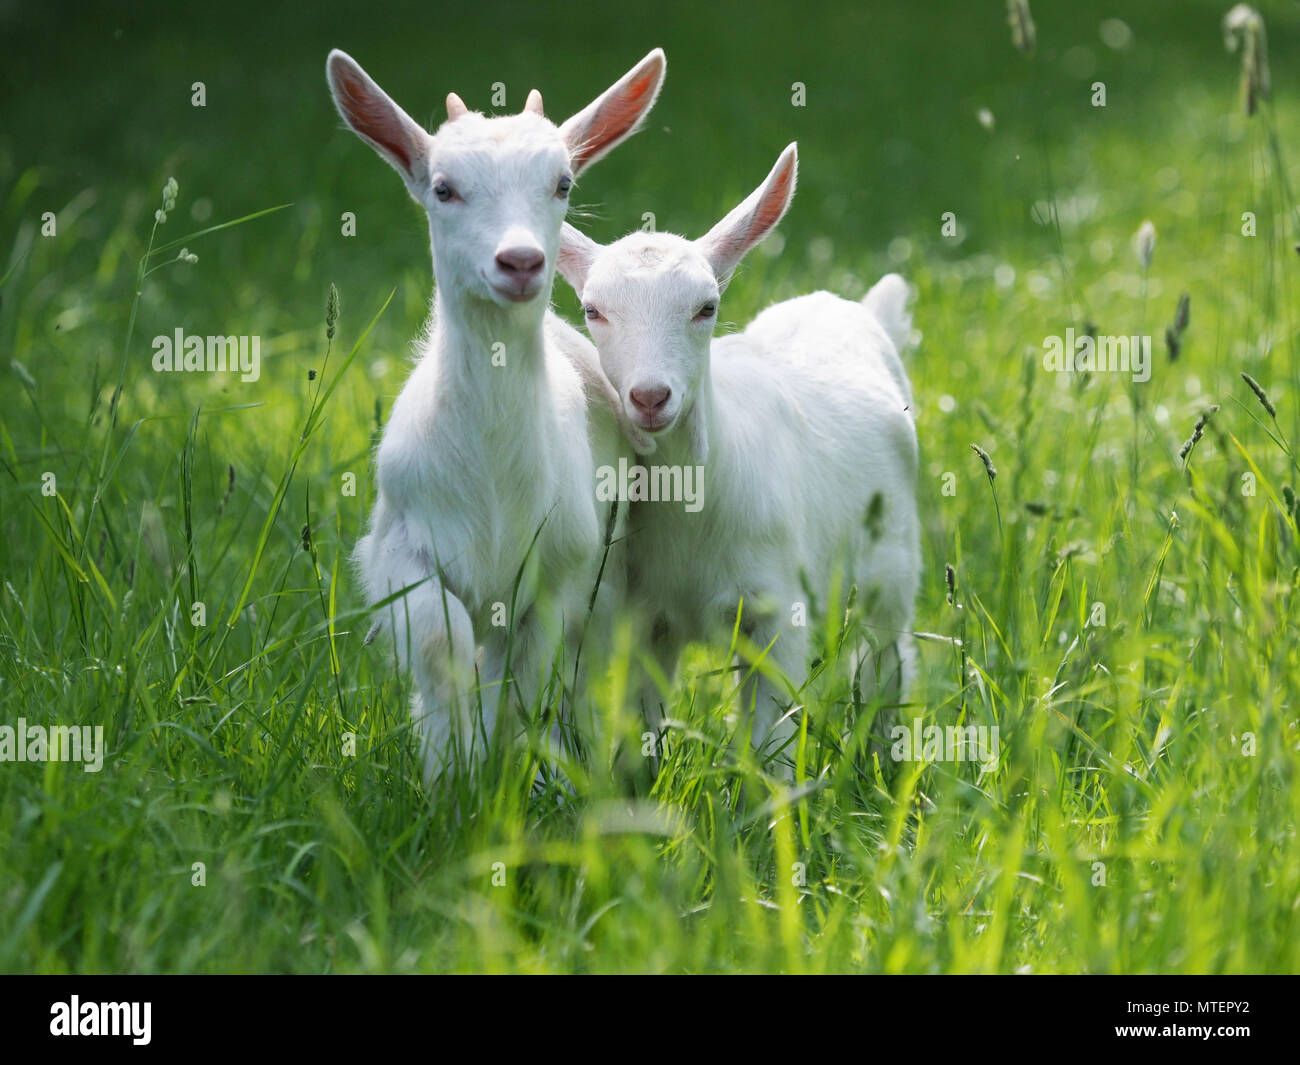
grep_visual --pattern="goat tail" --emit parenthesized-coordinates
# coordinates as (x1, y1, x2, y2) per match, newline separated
(862, 273, 914, 355)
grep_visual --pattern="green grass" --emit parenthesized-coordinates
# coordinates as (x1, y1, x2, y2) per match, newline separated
(1, 0, 1299, 973)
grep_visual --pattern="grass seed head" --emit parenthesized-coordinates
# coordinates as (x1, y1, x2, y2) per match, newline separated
(1006, 0, 1036, 55)
(1135, 220, 1156, 270)
(1179, 404, 1221, 461)
(218, 464, 236, 514)
(1223, 5, 1270, 115)
(156, 176, 179, 223)
(1241, 372, 1276, 417)
(326, 282, 340, 341)
(971, 443, 997, 480)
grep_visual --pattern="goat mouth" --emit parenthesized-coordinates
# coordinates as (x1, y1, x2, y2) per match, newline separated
(632, 414, 674, 434)
(484, 275, 543, 304)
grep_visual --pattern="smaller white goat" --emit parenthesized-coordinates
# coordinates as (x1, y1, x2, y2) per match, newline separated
(558, 144, 920, 768)
(328, 48, 664, 788)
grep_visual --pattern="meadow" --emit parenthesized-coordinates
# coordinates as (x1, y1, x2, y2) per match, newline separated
(1, 0, 1298, 973)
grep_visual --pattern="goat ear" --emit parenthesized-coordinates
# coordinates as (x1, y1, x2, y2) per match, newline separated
(698, 143, 798, 288)
(327, 50, 430, 193)
(560, 47, 666, 176)
(557, 222, 599, 294)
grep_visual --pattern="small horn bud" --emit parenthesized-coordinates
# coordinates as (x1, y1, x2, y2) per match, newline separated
(445, 92, 469, 121)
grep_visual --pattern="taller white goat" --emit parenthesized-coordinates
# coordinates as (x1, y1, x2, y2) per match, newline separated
(327, 48, 664, 786)
(558, 144, 920, 769)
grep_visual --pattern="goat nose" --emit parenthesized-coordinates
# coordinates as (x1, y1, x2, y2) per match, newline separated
(495, 246, 545, 279)
(629, 386, 671, 415)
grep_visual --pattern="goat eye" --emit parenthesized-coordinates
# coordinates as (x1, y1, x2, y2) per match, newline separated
(695, 302, 717, 320)
(584, 304, 603, 321)
(556, 175, 572, 197)
(433, 181, 456, 203)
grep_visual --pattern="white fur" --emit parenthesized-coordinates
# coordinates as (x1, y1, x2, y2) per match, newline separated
(558, 144, 921, 769)
(328, 48, 663, 786)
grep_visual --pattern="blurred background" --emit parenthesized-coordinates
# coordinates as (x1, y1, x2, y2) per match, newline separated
(5, 0, 1294, 342)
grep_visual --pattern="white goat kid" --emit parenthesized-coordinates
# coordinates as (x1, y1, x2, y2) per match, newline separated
(327, 48, 665, 787)
(558, 144, 920, 770)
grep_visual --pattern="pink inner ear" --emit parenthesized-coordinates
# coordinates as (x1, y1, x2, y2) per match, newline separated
(572, 68, 657, 170)
(710, 157, 795, 269)
(753, 160, 795, 234)
(337, 71, 412, 171)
